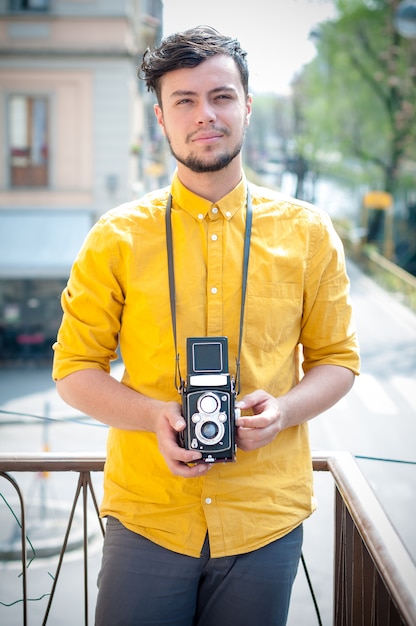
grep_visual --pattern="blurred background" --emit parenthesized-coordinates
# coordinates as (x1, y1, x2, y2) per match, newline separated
(0, 1, 416, 624)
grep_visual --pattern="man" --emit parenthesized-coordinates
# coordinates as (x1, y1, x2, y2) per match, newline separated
(53, 26, 360, 626)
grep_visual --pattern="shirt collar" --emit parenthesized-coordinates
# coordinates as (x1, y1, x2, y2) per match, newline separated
(170, 171, 247, 222)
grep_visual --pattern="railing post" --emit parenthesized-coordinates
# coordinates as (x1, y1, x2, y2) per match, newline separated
(0, 472, 28, 626)
(40, 469, 105, 625)
(82, 472, 90, 626)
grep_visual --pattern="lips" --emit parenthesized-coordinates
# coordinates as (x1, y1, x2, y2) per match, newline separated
(192, 131, 223, 142)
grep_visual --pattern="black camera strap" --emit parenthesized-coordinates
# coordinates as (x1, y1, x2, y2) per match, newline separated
(165, 188, 252, 394)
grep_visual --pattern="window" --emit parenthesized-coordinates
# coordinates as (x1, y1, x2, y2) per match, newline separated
(0, 278, 67, 362)
(9, 95, 49, 188)
(9, 0, 50, 10)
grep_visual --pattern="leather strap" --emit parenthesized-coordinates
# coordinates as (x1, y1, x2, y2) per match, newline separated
(165, 190, 252, 394)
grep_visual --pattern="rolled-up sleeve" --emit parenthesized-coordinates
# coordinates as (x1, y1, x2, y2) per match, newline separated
(52, 220, 124, 380)
(300, 212, 360, 375)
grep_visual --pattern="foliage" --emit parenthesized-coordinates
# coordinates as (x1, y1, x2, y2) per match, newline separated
(244, 93, 294, 188)
(295, 0, 416, 194)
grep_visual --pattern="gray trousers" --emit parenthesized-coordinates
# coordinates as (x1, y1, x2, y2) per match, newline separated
(95, 517, 303, 626)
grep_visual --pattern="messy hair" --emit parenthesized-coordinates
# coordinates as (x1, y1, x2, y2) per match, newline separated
(139, 25, 249, 104)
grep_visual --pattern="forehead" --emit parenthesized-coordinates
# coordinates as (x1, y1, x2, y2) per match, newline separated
(159, 54, 244, 100)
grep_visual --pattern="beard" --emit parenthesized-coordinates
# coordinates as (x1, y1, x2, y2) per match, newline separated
(165, 127, 245, 173)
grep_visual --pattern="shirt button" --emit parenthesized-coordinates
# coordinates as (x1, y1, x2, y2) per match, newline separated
(211, 287, 218, 295)
(211, 234, 218, 241)
(212, 207, 218, 214)
(225, 211, 231, 218)
(205, 498, 212, 504)
(198, 213, 204, 220)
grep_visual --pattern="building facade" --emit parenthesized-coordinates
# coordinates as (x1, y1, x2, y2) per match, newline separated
(0, 0, 163, 362)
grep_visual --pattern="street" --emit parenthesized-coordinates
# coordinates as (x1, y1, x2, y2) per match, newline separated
(0, 259, 415, 625)
(310, 261, 416, 559)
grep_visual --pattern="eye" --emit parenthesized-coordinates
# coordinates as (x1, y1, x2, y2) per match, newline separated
(176, 97, 193, 106)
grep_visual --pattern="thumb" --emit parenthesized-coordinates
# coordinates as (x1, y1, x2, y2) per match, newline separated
(165, 401, 186, 431)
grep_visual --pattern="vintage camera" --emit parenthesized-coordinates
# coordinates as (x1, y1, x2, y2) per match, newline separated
(179, 337, 237, 463)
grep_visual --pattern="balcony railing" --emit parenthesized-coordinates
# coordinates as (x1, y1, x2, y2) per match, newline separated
(1, 451, 416, 626)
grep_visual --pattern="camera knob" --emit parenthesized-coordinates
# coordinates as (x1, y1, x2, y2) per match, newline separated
(192, 413, 201, 423)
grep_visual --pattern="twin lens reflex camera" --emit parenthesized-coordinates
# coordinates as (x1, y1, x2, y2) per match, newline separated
(179, 337, 238, 463)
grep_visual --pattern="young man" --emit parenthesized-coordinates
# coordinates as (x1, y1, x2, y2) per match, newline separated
(53, 26, 360, 626)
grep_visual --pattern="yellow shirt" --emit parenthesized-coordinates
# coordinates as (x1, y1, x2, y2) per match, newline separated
(53, 172, 360, 558)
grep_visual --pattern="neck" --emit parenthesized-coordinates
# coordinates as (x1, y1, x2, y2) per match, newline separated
(176, 158, 243, 203)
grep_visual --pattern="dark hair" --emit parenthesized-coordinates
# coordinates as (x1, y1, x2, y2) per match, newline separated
(139, 25, 249, 104)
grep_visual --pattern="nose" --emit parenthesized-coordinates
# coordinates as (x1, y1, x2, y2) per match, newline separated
(195, 98, 216, 124)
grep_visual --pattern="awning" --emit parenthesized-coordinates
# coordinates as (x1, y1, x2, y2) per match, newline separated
(0, 210, 93, 278)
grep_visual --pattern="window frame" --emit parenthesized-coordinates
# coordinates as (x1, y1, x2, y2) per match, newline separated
(7, 93, 50, 189)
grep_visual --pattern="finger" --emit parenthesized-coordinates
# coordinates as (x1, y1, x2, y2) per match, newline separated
(162, 435, 202, 463)
(172, 416, 186, 432)
(236, 430, 270, 451)
(236, 413, 273, 429)
(236, 389, 269, 410)
(165, 404, 186, 432)
(237, 420, 276, 443)
(171, 458, 213, 478)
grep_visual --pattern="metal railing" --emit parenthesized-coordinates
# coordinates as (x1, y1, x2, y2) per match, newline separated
(1, 451, 416, 626)
(319, 452, 416, 626)
(335, 223, 416, 315)
(0, 453, 105, 626)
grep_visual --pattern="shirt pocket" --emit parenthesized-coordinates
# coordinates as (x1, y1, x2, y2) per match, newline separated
(245, 282, 303, 352)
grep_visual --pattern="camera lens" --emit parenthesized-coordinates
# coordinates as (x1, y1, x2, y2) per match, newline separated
(198, 393, 219, 415)
(194, 414, 225, 446)
(201, 421, 219, 440)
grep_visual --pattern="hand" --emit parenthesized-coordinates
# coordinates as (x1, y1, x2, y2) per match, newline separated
(235, 390, 285, 452)
(155, 401, 212, 478)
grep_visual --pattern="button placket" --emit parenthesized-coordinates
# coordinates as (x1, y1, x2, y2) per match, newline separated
(206, 215, 223, 336)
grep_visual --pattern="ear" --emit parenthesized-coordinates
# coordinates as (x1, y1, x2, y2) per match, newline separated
(245, 94, 253, 127)
(154, 104, 166, 135)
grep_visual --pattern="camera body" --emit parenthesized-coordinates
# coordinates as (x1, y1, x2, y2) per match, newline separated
(179, 337, 237, 463)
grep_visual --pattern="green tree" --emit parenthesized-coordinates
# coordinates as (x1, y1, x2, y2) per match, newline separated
(245, 93, 293, 186)
(298, 0, 416, 195)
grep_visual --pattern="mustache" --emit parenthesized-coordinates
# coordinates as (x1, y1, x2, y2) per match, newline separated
(186, 126, 231, 142)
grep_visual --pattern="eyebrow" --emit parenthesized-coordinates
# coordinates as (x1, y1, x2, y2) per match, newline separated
(169, 86, 238, 99)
